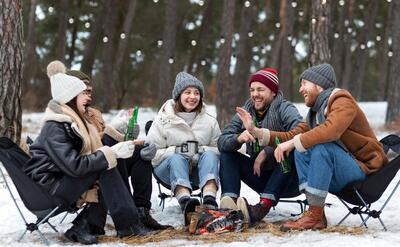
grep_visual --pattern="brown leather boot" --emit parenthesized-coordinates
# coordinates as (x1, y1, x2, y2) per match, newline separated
(280, 206, 327, 231)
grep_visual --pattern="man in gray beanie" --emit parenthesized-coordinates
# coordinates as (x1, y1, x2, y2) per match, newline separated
(236, 63, 387, 231)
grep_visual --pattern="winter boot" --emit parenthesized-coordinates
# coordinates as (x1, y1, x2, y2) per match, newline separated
(88, 224, 105, 236)
(117, 221, 155, 238)
(64, 217, 97, 245)
(203, 195, 218, 209)
(179, 197, 200, 226)
(138, 207, 173, 230)
(237, 197, 272, 224)
(280, 205, 327, 232)
(220, 196, 238, 210)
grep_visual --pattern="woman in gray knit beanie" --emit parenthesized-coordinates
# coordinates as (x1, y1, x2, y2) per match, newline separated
(146, 72, 221, 224)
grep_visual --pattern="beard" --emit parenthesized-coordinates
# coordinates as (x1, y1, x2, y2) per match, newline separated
(304, 91, 318, 107)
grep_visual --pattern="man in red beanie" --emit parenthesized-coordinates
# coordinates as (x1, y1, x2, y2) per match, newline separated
(218, 68, 303, 225)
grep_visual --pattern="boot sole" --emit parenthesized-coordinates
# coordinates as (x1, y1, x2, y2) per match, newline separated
(279, 224, 327, 232)
(220, 196, 238, 210)
(64, 229, 98, 245)
(236, 197, 251, 224)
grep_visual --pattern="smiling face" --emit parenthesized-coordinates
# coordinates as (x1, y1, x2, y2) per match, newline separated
(179, 86, 201, 112)
(249, 81, 276, 111)
(299, 79, 323, 107)
(76, 88, 92, 115)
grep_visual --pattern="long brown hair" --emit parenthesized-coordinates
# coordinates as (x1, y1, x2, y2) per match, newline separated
(173, 94, 203, 113)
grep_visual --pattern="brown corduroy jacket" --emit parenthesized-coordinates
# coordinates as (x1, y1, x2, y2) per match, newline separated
(259, 89, 388, 175)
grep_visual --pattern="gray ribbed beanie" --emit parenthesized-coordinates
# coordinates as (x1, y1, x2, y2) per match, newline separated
(299, 63, 336, 89)
(172, 72, 205, 100)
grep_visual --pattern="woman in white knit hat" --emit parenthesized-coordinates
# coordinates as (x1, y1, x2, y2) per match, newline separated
(23, 61, 154, 244)
(146, 72, 221, 224)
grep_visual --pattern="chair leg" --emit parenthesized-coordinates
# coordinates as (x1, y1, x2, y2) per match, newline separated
(17, 229, 28, 242)
(46, 221, 58, 233)
(59, 211, 69, 224)
(36, 229, 50, 245)
(336, 211, 352, 226)
(157, 182, 167, 211)
(278, 199, 308, 216)
(0, 167, 28, 225)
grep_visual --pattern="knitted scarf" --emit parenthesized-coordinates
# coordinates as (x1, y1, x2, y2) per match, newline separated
(306, 87, 334, 129)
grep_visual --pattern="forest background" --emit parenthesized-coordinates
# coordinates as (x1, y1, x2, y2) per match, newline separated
(1, 0, 400, 143)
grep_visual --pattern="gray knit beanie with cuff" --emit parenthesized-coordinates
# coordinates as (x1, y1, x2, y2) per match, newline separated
(299, 63, 336, 89)
(172, 72, 205, 100)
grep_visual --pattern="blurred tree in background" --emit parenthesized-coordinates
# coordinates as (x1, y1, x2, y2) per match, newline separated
(17, 0, 400, 129)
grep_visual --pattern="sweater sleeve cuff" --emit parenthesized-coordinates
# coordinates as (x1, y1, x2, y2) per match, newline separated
(259, 128, 270, 146)
(293, 134, 307, 152)
(104, 125, 125, 142)
(97, 146, 118, 169)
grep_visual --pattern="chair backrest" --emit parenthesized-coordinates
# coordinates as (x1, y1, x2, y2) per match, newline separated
(0, 137, 58, 217)
(337, 134, 400, 205)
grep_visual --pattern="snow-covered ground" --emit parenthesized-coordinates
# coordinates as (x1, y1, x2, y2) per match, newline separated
(1, 102, 400, 247)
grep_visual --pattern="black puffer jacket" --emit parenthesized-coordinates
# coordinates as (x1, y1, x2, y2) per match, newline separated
(24, 120, 109, 195)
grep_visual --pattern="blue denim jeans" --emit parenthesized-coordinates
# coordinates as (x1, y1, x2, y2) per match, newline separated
(153, 150, 219, 192)
(219, 148, 299, 205)
(295, 142, 366, 198)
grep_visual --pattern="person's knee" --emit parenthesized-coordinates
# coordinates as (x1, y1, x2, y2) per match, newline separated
(219, 151, 239, 166)
(169, 154, 188, 164)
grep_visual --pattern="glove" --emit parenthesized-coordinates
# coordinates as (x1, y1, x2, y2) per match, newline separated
(140, 143, 157, 161)
(110, 141, 135, 159)
(110, 110, 129, 134)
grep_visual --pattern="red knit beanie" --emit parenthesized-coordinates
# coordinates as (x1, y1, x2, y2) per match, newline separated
(248, 68, 279, 94)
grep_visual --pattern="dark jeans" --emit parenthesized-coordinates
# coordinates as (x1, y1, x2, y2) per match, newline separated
(219, 147, 299, 205)
(103, 135, 153, 209)
(53, 167, 140, 231)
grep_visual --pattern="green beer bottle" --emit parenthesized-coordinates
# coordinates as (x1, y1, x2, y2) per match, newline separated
(275, 137, 291, 173)
(252, 118, 261, 153)
(124, 106, 139, 141)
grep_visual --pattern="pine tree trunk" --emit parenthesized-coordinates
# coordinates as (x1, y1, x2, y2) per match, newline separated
(310, 0, 331, 65)
(158, 0, 178, 105)
(55, 0, 68, 61)
(187, 0, 214, 74)
(385, 0, 400, 127)
(112, 0, 137, 105)
(99, 0, 119, 112)
(234, 2, 255, 104)
(277, 0, 295, 100)
(216, 0, 236, 128)
(80, 0, 107, 76)
(341, 0, 355, 90)
(377, 4, 393, 101)
(66, 19, 79, 68)
(22, 0, 37, 88)
(0, 0, 23, 143)
(330, 0, 346, 86)
(350, 0, 378, 100)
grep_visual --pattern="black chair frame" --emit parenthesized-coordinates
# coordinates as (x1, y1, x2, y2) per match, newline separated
(335, 134, 400, 231)
(0, 137, 71, 245)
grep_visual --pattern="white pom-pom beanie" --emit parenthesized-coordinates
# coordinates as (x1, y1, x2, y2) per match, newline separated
(50, 73, 87, 104)
(46, 60, 87, 104)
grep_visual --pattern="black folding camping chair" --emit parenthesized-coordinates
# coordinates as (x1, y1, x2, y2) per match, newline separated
(0, 137, 72, 245)
(335, 134, 400, 230)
